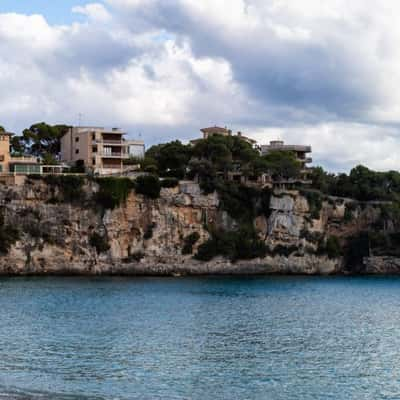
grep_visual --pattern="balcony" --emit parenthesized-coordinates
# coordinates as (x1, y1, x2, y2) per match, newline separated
(93, 139, 124, 146)
(10, 155, 39, 164)
(99, 152, 130, 159)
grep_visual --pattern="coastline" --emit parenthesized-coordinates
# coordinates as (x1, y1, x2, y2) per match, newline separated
(0, 255, 398, 276)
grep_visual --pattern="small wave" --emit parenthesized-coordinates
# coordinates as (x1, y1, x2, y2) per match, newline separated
(0, 386, 106, 400)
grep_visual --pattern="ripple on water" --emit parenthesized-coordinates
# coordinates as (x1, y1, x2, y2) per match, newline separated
(0, 276, 400, 399)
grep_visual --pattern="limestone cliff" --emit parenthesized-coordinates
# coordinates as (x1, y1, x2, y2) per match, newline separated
(0, 178, 396, 275)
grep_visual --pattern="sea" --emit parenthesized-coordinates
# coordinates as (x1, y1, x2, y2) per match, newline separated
(0, 276, 399, 399)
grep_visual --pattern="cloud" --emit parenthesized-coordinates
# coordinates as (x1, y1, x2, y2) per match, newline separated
(250, 122, 400, 172)
(0, 1, 400, 171)
(72, 3, 111, 22)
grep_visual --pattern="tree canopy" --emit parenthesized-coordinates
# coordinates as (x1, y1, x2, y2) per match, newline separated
(10, 123, 70, 160)
(141, 135, 303, 187)
(262, 151, 302, 181)
(145, 140, 192, 178)
(310, 165, 400, 202)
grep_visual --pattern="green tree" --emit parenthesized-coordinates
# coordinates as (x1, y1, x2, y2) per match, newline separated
(19, 123, 70, 158)
(262, 151, 301, 180)
(310, 166, 336, 193)
(145, 140, 192, 178)
(134, 175, 161, 199)
(10, 136, 26, 155)
(192, 135, 259, 180)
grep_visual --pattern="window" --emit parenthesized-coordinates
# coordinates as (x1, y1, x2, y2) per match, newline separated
(92, 133, 96, 140)
(75, 137, 79, 142)
(75, 149, 79, 154)
(92, 146, 97, 153)
(92, 158, 96, 165)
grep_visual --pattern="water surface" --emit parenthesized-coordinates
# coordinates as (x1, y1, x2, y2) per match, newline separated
(0, 276, 399, 399)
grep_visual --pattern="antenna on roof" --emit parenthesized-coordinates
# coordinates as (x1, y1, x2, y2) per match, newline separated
(78, 113, 83, 127)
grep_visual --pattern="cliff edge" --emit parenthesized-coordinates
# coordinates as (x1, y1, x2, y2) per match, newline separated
(0, 177, 397, 275)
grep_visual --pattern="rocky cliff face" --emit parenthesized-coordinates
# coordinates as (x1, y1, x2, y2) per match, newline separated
(0, 179, 395, 275)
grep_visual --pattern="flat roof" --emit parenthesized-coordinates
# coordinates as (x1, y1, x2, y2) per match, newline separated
(201, 126, 231, 134)
(261, 144, 312, 152)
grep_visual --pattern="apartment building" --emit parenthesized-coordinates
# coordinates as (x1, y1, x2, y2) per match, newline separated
(260, 140, 312, 167)
(190, 126, 258, 147)
(60, 127, 145, 175)
(261, 140, 312, 183)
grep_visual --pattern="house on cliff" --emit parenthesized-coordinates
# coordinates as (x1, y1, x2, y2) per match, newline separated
(189, 126, 313, 188)
(190, 126, 258, 148)
(261, 140, 313, 185)
(0, 131, 66, 185)
(60, 126, 145, 175)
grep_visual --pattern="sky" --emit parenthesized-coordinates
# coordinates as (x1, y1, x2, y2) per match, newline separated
(0, 0, 399, 172)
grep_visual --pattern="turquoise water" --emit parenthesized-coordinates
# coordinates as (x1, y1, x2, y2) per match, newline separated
(0, 276, 400, 399)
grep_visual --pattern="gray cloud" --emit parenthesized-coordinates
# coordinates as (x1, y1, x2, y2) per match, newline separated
(0, 1, 400, 171)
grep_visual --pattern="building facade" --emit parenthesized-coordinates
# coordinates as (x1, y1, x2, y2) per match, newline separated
(0, 131, 41, 174)
(261, 140, 312, 183)
(261, 140, 312, 167)
(61, 127, 145, 175)
(0, 132, 11, 173)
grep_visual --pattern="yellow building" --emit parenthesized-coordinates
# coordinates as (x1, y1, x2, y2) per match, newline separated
(61, 127, 145, 175)
(0, 132, 11, 173)
(0, 131, 42, 176)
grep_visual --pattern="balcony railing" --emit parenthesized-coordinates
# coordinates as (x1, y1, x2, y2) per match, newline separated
(262, 145, 312, 153)
(10, 155, 38, 163)
(99, 152, 130, 159)
(93, 140, 124, 146)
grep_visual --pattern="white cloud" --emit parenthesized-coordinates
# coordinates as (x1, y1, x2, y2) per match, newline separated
(0, 1, 400, 171)
(72, 3, 111, 22)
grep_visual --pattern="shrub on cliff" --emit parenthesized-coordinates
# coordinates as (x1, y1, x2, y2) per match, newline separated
(161, 178, 179, 188)
(344, 202, 357, 222)
(300, 190, 323, 220)
(182, 232, 200, 255)
(95, 177, 134, 209)
(269, 244, 298, 257)
(212, 182, 272, 225)
(0, 213, 20, 254)
(89, 232, 110, 254)
(325, 236, 342, 259)
(43, 175, 85, 203)
(317, 235, 342, 259)
(195, 228, 267, 262)
(134, 175, 161, 199)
